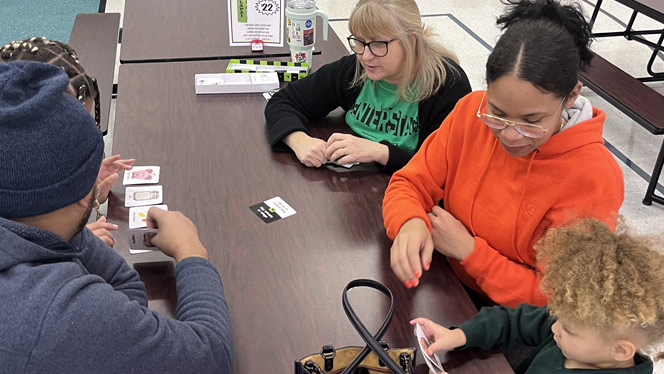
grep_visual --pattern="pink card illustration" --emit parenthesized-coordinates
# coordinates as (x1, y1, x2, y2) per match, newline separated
(123, 166, 160, 185)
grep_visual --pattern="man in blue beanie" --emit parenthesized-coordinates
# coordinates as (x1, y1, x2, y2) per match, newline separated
(0, 61, 232, 373)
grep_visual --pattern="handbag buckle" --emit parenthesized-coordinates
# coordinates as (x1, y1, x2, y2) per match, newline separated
(377, 341, 390, 367)
(399, 352, 412, 374)
(320, 344, 336, 371)
(304, 360, 324, 374)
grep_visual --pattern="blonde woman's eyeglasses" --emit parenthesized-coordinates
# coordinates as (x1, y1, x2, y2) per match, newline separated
(347, 36, 397, 57)
(476, 90, 566, 139)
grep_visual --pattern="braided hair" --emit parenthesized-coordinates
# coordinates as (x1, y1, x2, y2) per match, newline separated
(0, 37, 101, 128)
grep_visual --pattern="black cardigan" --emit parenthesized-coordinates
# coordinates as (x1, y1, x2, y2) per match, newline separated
(264, 54, 472, 172)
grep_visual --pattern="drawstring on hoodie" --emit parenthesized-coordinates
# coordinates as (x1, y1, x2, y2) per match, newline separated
(511, 150, 538, 262)
(467, 138, 498, 236)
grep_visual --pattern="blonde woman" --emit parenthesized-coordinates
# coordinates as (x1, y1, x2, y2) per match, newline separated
(265, 0, 471, 172)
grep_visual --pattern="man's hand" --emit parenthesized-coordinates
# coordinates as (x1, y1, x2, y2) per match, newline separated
(145, 208, 209, 263)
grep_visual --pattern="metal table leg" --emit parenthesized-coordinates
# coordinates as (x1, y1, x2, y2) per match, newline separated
(643, 137, 664, 206)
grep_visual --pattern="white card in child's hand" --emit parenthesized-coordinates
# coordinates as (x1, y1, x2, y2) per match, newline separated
(128, 205, 168, 229)
(125, 185, 163, 207)
(123, 166, 160, 185)
(416, 323, 447, 374)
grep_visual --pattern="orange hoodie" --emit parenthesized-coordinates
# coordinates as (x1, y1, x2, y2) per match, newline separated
(382, 91, 624, 307)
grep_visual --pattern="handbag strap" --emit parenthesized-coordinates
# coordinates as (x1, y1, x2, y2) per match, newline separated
(341, 279, 406, 374)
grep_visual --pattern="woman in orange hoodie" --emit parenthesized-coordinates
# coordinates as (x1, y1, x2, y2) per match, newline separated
(382, 0, 624, 307)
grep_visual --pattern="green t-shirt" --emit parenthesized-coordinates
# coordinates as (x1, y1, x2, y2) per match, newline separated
(345, 80, 420, 153)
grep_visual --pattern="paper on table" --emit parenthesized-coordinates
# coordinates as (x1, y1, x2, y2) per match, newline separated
(227, 0, 284, 47)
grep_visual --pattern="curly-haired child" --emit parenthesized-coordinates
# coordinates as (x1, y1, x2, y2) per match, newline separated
(412, 218, 664, 373)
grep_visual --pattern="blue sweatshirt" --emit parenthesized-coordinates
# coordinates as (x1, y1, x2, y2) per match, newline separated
(0, 217, 233, 373)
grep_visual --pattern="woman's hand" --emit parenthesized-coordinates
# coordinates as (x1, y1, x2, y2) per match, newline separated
(390, 218, 433, 288)
(325, 133, 389, 166)
(284, 131, 328, 167)
(427, 206, 475, 261)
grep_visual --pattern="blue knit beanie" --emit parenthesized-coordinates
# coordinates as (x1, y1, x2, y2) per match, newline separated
(0, 61, 104, 218)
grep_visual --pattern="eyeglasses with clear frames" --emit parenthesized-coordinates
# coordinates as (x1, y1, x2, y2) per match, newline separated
(347, 36, 397, 57)
(476, 90, 567, 139)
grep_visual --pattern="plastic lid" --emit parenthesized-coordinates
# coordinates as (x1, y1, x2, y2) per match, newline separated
(287, 0, 316, 9)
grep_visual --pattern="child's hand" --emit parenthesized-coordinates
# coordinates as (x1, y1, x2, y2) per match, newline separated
(410, 318, 467, 356)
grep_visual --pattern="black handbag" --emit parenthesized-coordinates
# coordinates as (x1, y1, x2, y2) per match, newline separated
(294, 279, 416, 374)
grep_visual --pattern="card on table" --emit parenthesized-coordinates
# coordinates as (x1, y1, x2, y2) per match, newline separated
(416, 323, 447, 374)
(125, 185, 163, 207)
(326, 161, 360, 169)
(123, 166, 160, 185)
(250, 196, 296, 223)
(262, 89, 280, 102)
(128, 205, 168, 229)
(128, 228, 159, 255)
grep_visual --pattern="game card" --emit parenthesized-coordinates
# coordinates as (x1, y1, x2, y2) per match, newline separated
(128, 205, 168, 229)
(125, 185, 163, 207)
(326, 161, 360, 169)
(262, 89, 280, 102)
(128, 228, 159, 255)
(123, 166, 160, 185)
(250, 196, 296, 223)
(416, 323, 447, 374)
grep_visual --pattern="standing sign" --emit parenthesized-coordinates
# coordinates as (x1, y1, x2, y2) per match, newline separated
(228, 0, 284, 47)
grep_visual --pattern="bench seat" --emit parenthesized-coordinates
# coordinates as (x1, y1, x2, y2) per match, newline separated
(579, 54, 664, 205)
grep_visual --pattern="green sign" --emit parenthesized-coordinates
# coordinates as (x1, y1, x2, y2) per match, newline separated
(237, 0, 247, 23)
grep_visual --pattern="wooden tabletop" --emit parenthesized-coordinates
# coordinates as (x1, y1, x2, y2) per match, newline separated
(120, 0, 343, 63)
(108, 55, 512, 373)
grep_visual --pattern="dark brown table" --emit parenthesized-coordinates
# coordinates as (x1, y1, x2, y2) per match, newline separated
(120, 0, 342, 63)
(108, 53, 511, 372)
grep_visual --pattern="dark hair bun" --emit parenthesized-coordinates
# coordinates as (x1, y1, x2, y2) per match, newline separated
(497, 0, 593, 70)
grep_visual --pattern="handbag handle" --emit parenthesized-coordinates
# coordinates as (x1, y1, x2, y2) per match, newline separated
(341, 279, 406, 374)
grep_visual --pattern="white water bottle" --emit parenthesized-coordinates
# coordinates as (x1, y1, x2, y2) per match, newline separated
(286, 0, 328, 65)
